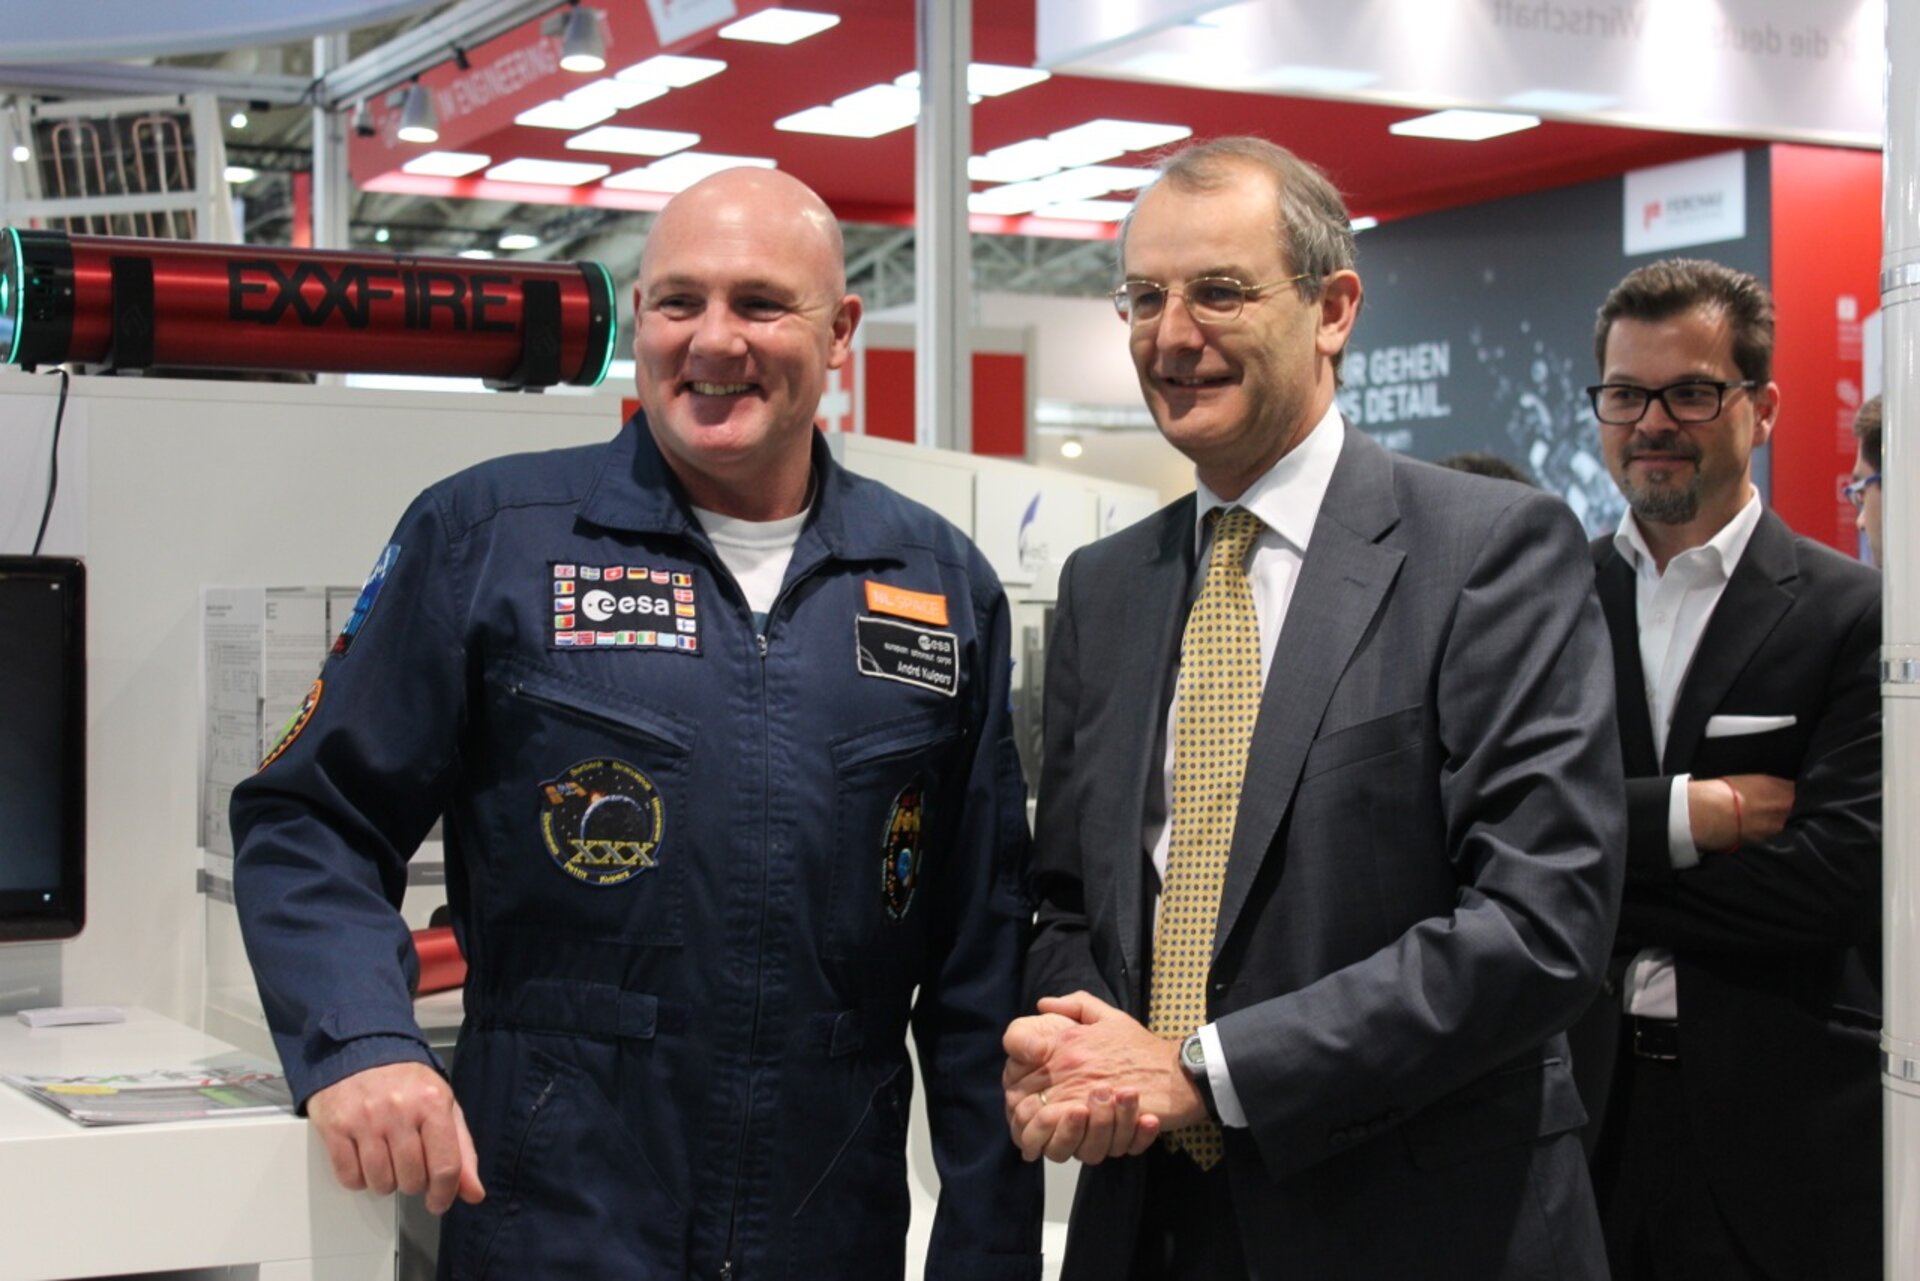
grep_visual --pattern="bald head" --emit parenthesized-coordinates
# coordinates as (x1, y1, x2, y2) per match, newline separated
(643, 167, 847, 296)
(630, 165, 862, 520)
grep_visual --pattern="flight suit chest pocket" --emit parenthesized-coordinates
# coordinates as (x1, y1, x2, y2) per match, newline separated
(824, 712, 961, 963)
(483, 660, 695, 946)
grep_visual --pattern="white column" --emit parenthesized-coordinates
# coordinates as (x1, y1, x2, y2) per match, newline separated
(1883, 0, 1920, 1270)
(311, 33, 350, 252)
(914, 0, 971, 451)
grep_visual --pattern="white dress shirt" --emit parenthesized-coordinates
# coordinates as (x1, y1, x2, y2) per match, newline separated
(1143, 401, 1346, 1126)
(1614, 489, 1764, 1018)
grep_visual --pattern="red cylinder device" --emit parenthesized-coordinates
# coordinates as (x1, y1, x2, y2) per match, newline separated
(1, 228, 617, 388)
(411, 926, 469, 996)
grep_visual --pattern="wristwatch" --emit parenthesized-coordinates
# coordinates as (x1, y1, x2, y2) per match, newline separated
(1180, 1030, 1222, 1122)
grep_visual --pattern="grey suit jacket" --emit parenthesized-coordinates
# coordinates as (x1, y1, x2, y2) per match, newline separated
(1026, 426, 1625, 1280)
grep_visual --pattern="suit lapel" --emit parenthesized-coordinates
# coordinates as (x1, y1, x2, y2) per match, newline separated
(1110, 499, 1197, 1000)
(1213, 428, 1403, 958)
(1594, 543, 1660, 776)
(1662, 509, 1798, 771)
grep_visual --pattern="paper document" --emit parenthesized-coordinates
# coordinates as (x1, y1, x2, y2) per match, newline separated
(3, 1065, 294, 1126)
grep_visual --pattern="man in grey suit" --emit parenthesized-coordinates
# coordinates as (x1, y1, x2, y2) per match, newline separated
(1002, 136, 1626, 1280)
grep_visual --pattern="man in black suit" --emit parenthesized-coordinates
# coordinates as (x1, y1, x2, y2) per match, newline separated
(1574, 258, 1882, 1280)
(1000, 135, 1625, 1280)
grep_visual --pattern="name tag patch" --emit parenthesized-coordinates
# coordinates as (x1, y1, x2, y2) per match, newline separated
(551, 562, 699, 653)
(855, 615, 958, 697)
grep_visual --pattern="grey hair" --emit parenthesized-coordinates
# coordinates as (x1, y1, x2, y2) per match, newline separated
(1120, 136, 1360, 377)
(1120, 135, 1359, 302)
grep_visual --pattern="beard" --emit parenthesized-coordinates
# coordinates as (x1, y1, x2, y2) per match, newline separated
(1617, 434, 1703, 525)
(1622, 470, 1701, 524)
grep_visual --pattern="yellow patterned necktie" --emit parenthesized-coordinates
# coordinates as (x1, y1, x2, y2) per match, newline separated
(1148, 505, 1264, 1170)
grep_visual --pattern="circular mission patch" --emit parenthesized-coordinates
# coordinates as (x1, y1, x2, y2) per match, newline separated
(538, 758, 665, 887)
(881, 775, 926, 921)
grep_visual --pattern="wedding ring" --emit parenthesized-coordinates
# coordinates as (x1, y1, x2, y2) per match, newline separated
(1038, 1090, 1050, 1106)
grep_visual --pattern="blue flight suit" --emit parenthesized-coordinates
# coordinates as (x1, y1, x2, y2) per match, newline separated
(232, 419, 1042, 1280)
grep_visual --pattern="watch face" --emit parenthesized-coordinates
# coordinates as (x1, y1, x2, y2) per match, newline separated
(1182, 1034, 1206, 1072)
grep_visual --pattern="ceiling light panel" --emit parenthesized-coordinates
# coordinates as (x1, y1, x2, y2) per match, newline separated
(515, 79, 666, 131)
(969, 140, 1069, 184)
(1046, 119, 1192, 166)
(1388, 109, 1540, 141)
(1349, 216, 1379, 232)
(485, 158, 612, 185)
(719, 7, 839, 44)
(567, 126, 700, 156)
(497, 233, 541, 250)
(402, 151, 491, 177)
(616, 54, 725, 88)
(569, 78, 668, 111)
(775, 106, 897, 139)
(603, 151, 776, 193)
(1034, 200, 1132, 222)
(895, 63, 1050, 98)
(775, 82, 918, 139)
(515, 98, 616, 131)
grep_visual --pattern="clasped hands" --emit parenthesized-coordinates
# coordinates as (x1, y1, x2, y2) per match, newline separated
(1001, 991, 1207, 1165)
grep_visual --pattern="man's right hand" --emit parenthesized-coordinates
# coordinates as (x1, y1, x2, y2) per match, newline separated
(306, 1061, 485, 1215)
(1689, 773, 1796, 852)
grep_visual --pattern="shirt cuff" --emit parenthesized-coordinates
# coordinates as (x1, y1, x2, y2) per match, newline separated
(1198, 1022, 1247, 1128)
(1667, 773, 1701, 869)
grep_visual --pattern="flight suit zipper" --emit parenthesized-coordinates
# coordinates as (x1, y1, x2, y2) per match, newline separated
(717, 555, 825, 1280)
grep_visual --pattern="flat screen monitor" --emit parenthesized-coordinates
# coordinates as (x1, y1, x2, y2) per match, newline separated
(0, 556, 85, 942)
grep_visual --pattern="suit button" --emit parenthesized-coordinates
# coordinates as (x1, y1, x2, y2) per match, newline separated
(1211, 981, 1228, 994)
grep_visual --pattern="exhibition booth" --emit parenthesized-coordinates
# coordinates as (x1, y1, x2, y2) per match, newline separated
(0, 0, 1911, 1277)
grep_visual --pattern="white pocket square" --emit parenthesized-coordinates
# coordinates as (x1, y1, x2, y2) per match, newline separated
(1705, 713, 1796, 738)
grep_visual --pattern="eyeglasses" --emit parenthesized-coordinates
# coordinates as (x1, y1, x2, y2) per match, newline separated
(1585, 379, 1758, 425)
(1111, 273, 1308, 325)
(1842, 473, 1880, 510)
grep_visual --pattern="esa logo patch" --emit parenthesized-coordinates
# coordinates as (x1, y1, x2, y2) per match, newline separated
(551, 562, 698, 652)
(538, 758, 665, 887)
(881, 775, 926, 921)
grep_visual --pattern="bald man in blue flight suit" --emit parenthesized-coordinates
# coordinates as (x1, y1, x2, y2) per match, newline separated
(231, 168, 1041, 1280)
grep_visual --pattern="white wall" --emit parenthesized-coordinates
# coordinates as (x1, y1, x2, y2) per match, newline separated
(0, 370, 625, 1021)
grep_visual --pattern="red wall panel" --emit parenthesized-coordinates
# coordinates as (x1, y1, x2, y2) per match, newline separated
(860, 346, 1029, 455)
(1768, 143, 1882, 553)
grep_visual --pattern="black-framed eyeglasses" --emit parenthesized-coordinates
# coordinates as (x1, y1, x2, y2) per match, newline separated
(1585, 379, 1758, 425)
(1842, 473, 1881, 510)
(1111, 273, 1308, 325)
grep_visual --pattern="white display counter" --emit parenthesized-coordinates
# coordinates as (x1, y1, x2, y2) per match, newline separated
(0, 1008, 394, 1281)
